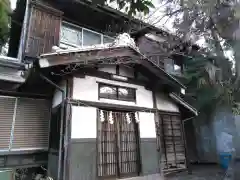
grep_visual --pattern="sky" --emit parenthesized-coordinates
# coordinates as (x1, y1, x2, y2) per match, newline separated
(10, 0, 17, 9)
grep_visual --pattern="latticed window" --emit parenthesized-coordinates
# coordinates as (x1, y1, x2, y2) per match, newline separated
(99, 83, 136, 102)
(97, 110, 141, 178)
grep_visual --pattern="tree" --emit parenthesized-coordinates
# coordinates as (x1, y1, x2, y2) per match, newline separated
(93, 0, 155, 16)
(146, 0, 240, 112)
(0, 0, 10, 50)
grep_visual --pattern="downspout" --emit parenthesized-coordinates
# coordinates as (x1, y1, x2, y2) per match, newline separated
(182, 116, 195, 174)
(17, 0, 30, 61)
(39, 73, 65, 180)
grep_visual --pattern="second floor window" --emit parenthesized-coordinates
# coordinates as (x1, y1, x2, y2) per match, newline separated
(99, 83, 136, 102)
(61, 25, 82, 46)
(60, 22, 114, 48)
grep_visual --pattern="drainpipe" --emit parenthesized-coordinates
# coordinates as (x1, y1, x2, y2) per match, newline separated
(39, 73, 65, 180)
(17, 0, 30, 61)
(182, 116, 195, 174)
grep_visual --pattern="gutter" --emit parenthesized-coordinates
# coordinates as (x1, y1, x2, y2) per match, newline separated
(182, 116, 195, 174)
(0, 56, 26, 70)
(39, 74, 65, 180)
(17, 0, 30, 60)
(169, 93, 198, 116)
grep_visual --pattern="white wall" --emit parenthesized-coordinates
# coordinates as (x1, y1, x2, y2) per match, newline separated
(71, 106, 97, 139)
(72, 76, 153, 108)
(139, 112, 156, 138)
(155, 92, 179, 112)
(71, 108, 156, 139)
(52, 80, 66, 108)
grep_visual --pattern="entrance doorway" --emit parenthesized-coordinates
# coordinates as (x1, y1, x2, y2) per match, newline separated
(155, 113, 186, 172)
(97, 110, 141, 179)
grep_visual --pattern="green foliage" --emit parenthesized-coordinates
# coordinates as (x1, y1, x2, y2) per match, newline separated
(183, 52, 239, 115)
(157, 0, 240, 115)
(92, 0, 154, 15)
(0, 0, 10, 50)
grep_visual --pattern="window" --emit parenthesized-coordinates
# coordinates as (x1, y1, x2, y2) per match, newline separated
(83, 29, 101, 46)
(103, 35, 114, 44)
(60, 24, 82, 47)
(60, 22, 115, 48)
(99, 83, 136, 101)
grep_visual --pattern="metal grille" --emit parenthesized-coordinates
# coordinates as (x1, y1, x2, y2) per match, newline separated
(97, 111, 140, 178)
(0, 97, 16, 150)
(156, 113, 186, 172)
(12, 98, 51, 149)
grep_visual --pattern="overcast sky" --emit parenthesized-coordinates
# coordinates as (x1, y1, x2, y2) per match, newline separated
(10, 0, 17, 9)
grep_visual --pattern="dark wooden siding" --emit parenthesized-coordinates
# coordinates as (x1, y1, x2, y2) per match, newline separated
(25, 1, 63, 57)
(155, 112, 186, 172)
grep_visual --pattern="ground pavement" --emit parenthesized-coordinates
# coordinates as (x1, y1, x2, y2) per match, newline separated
(165, 165, 229, 180)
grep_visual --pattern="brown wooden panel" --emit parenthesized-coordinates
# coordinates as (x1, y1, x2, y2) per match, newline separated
(97, 111, 140, 178)
(25, 2, 63, 57)
(155, 112, 186, 171)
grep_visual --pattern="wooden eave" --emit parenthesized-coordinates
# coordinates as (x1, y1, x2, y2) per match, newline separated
(38, 45, 185, 89)
(169, 93, 198, 116)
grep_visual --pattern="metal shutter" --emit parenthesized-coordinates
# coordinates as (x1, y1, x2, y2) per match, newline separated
(12, 98, 50, 150)
(0, 97, 16, 150)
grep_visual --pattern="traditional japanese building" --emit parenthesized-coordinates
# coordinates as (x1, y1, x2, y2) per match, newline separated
(1, 0, 198, 179)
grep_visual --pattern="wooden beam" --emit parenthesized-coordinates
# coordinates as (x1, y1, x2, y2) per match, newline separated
(68, 99, 181, 115)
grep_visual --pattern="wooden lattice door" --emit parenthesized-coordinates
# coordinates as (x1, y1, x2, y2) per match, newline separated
(155, 113, 186, 172)
(97, 110, 140, 179)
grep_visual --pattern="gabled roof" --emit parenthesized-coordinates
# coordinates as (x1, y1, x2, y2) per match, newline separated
(39, 33, 185, 89)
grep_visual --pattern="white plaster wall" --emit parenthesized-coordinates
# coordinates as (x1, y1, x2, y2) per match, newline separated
(72, 76, 153, 108)
(71, 106, 97, 139)
(52, 80, 66, 108)
(139, 112, 156, 138)
(155, 92, 179, 112)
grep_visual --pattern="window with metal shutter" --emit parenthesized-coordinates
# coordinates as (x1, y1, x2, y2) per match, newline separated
(0, 97, 16, 150)
(12, 98, 50, 150)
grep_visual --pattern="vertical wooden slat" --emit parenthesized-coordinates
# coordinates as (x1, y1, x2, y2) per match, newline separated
(156, 113, 186, 172)
(25, 2, 63, 57)
(97, 110, 139, 178)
